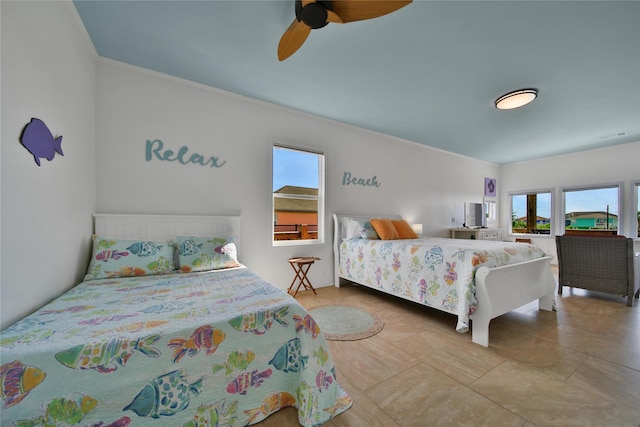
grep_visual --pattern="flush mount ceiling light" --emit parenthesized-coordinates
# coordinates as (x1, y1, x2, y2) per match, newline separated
(495, 89, 538, 110)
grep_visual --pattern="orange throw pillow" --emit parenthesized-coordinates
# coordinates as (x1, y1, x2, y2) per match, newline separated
(391, 219, 418, 239)
(370, 218, 400, 240)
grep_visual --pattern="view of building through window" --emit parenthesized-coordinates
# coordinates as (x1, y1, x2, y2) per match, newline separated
(511, 192, 551, 234)
(564, 186, 619, 235)
(511, 187, 622, 236)
(637, 183, 640, 237)
(272, 145, 324, 244)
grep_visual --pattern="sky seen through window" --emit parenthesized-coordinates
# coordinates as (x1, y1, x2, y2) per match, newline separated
(272, 147, 318, 192)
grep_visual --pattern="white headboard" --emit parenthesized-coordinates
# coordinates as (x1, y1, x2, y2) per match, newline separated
(332, 213, 402, 244)
(93, 214, 240, 242)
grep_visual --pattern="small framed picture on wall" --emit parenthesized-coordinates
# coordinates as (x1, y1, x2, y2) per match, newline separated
(485, 177, 496, 197)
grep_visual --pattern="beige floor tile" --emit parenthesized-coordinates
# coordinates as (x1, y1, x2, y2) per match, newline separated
(327, 334, 421, 390)
(366, 362, 527, 427)
(488, 334, 588, 382)
(567, 355, 640, 415)
(397, 328, 506, 385)
(492, 306, 560, 337)
(375, 303, 458, 342)
(555, 291, 596, 313)
(470, 360, 639, 426)
(609, 314, 640, 340)
(552, 309, 620, 335)
(319, 368, 400, 427)
(544, 323, 640, 370)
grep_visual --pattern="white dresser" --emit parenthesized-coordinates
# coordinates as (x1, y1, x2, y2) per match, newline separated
(450, 228, 504, 241)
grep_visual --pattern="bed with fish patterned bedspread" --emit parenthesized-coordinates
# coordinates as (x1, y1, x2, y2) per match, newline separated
(0, 267, 352, 426)
(338, 236, 549, 334)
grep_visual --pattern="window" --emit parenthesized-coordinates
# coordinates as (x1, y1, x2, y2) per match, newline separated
(510, 191, 552, 234)
(563, 185, 620, 235)
(635, 182, 640, 238)
(272, 145, 324, 246)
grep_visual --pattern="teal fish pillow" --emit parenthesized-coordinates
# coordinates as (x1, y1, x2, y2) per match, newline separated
(176, 236, 240, 273)
(358, 220, 379, 239)
(84, 235, 176, 281)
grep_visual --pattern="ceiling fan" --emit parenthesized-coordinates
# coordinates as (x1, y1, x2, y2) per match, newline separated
(278, 0, 412, 61)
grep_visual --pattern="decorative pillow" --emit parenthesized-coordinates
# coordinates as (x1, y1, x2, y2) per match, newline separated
(358, 220, 379, 239)
(342, 217, 379, 240)
(176, 236, 240, 273)
(341, 217, 361, 240)
(370, 218, 400, 240)
(391, 219, 418, 239)
(84, 235, 175, 281)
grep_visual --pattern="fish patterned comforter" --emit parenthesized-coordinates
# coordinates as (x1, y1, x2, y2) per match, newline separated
(339, 237, 547, 332)
(0, 267, 351, 426)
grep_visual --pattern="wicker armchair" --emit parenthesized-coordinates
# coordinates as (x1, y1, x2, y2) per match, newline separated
(556, 235, 637, 306)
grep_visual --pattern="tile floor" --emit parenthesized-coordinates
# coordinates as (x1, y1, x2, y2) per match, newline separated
(258, 268, 640, 426)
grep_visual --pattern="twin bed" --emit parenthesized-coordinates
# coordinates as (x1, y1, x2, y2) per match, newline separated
(1, 214, 351, 427)
(333, 214, 557, 347)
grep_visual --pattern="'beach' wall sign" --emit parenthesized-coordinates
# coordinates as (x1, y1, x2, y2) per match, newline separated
(342, 171, 381, 188)
(145, 139, 226, 168)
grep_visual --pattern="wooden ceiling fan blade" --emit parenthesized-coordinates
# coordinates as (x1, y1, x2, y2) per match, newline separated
(278, 19, 312, 61)
(326, 10, 343, 24)
(333, 0, 412, 23)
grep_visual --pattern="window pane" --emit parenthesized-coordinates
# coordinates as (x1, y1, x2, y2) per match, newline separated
(564, 187, 618, 235)
(273, 146, 323, 244)
(511, 194, 526, 232)
(511, 192, 551, 234)
(273, 147, 318, 191)
(273, 200, 318, 241)
(637, 184, 640, 237)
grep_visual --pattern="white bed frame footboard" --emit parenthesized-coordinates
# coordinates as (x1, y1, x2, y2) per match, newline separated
(472, 256, 556, 346)
(332, 213, 557, 347)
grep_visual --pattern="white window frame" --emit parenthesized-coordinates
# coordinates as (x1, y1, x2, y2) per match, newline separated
(508, 188, 554, 237)
(632, 180, 640, 239)
(271, 143, 325, 247)
(561, 182, 623, 235)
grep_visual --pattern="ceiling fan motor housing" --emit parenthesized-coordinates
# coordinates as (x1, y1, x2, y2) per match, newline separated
(296, 0, 334, 29)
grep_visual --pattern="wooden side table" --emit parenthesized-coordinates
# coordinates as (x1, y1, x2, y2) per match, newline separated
(287, 257, 320, 297)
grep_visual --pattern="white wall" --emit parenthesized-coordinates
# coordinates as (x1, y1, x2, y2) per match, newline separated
(499, 141, 640, 258)
(1, 1, 96, 329)
(95, 60, 499, 292)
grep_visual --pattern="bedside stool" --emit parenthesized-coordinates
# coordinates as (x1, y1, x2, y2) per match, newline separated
(287, 257, 320, 297)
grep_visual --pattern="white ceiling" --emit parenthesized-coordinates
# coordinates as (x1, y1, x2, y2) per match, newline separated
(73, 0, 640, 164)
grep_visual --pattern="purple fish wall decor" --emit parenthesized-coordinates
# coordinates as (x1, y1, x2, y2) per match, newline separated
(20, 118, 63, 166)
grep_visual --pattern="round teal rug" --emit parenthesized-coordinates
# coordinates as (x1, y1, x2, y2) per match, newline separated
(309, 305, 384, 341)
